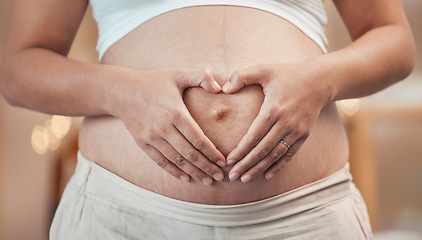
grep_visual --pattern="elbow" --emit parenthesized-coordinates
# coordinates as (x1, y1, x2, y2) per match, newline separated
(393, 57, 415, 84)
(0, 55, 22, 107)
(403, 48, 417, 79)
(0, 77, 19, 107)
(398, 31, 417, 80)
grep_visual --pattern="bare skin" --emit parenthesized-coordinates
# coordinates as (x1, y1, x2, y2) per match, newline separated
(0, 1, 415, 205)
(77, 6, 349, 204)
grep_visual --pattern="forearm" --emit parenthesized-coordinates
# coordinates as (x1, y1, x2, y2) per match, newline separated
(314, 24, 416, 104)
(0, 47, 138, 117)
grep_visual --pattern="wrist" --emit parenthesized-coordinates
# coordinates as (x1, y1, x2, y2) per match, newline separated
(102, 66, 148, 118)
(298, 58, 335, 107)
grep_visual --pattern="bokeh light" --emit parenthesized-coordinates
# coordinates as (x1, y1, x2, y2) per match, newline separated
(31, 125, 49, 155)
(339, 98, 361, 116)
(31, 115, 72, 155)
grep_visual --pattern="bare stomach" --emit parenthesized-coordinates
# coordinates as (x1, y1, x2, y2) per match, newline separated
(79, 6, 349, 204)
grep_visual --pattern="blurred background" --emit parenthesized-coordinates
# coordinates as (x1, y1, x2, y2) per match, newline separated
(1, 0, 421, 239)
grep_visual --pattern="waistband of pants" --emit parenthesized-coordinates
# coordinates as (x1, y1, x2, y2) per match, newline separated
(68, 152, 355, 227)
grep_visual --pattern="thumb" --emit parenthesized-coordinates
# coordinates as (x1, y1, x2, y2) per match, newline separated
(222, 67, 266, 94)
(177, 69, 221, 93)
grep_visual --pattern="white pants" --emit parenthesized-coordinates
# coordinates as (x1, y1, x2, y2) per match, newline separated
(50, 153, 373, 240)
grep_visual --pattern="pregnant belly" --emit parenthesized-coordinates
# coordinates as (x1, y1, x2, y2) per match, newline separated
(183, 85, 264, 158)
(78, 6, 349, 204)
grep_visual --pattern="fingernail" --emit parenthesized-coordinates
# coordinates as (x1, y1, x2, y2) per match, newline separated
(241, 174, 252, 183)
(180, 175, 189, 183)
(229, 172, 240, 181)
(266, 173, 275, 180)
(217, 160, 226, 167)
(213, 81, 221, 91)
(202, 177, 213, 185)
(213, 173, 224, 181)
(222, 82, 231, 92)
(227, 159, 236, 165)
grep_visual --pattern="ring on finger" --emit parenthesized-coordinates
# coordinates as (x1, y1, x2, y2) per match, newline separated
(279, 140, 290, 149)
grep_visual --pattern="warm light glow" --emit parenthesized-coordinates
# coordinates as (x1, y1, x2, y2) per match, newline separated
(49, 137, 62, 151)
(44, 120, 61, 150)
(50, 115, 71, 138)
(339, 98, 361, 116)
(31, 125, 49, 155)
(31, 115, 72, 155)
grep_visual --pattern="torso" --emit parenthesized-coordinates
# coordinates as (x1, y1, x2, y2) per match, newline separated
(79, 6, 349, 204)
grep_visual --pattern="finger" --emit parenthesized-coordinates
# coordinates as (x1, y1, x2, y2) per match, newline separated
(177, 69, 221, 93)
(141, 144, 190, 183)
(173, 107, 226, 166)
(228, 123, 287, 181)
(164, 124, 225, 182)
(226, 105, 276, 165)
(222, 66, 268, 94)
(265, 138, 306, 180)
(240, 141, 289, 183)
(154, 139, 217, 185)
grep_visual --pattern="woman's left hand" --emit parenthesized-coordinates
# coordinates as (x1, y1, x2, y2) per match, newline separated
(221, 62, 331, 183)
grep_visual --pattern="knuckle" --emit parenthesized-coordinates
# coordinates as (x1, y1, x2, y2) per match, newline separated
(167, 108, 182, 123)
(284, 152, 296, 161)
(236, 162, 250, 172)
(191, 136, 205, 149)
(268, 151, 282, 161)
(254, 148, 267, 159)
(269, 106, 282, 119)
(190, 170, 203, 179)
(154, 158, 167, 168)
(143, 131, 157, 142)
(293, 123, 309, 136)
(283, 119, 295, 130)
(202, 166, 214, 176)
(185, 149, 199, 162)
(248, 135, 260, 147)
(206, 153, 219, 162)
(171, 155, 186, 168)
(152, 121, 168, 135)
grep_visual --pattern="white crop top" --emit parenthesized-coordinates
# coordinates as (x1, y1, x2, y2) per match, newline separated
(89, 0, 328, 60)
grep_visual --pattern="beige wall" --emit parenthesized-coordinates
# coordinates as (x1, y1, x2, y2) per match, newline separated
(0, 1, 97, 239)
(0, 0, 4, 235)
(1, 0, 55, 238)
(326, 0, 422, 234)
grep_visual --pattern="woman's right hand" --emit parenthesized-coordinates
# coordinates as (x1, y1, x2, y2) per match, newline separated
(109, 68, 226, 185)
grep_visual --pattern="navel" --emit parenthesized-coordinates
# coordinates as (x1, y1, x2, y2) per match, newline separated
(211, 105, 231, 121)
